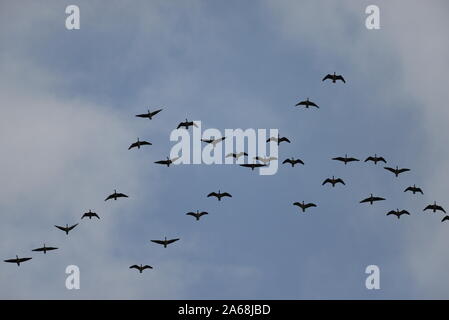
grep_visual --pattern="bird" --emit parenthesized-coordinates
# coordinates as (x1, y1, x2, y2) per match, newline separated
(384, 166, 410, 177)
(404, 184, 424, 195)
(207, 190, 232, 201)
(128, 138, 152, 150)
(387, 209, 410, 219)
(322, 72, 346, 83)
(442, 216, 449, 222)
(135, 108, 162, 120)
(240, 163, 267, 170)
(32, 244, 58, 254)
(226, 152, 248, 159)
(293, 201, 317, 213)
(151, 237, 180, 248)
(332, 154, 360, 165)
(322, 176, 345, 187)
(105, 189, 129, 201)
(81, 210, 100, 219)
(4, 255, 32, 266)
(360, 194, 386, 205)
(186, 210, 208, 221)
(364, 154, 387, 164)
(154, 156, 180, 167)
(129, 264, 153, 273)
(201, 137, 226, 147)
(55, 223, 79, 235)
(423, 201, 446, 213)
(266, 135, 291, 145)
(254, 156, 278, 164)
(282, 158, 304, 167)
(177, 119, 198, 129)
(295, 98, 319, 108)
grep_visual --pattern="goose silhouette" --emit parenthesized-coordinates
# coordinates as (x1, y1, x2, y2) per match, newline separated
(135, 108, 162, 120)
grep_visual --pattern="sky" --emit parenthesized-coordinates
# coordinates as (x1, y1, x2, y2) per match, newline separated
(0, 0, 449, 299)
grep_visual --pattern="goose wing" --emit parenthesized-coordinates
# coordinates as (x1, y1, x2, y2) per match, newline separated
(435, 205, 446, 213)
(386, 210, 397, 216)
(397, 168, 410, 174)
(150, 109, 162, 117)
(207, 192, 219, 198)
(332, 157, 345, 162)
(295, 159, 305, 165)
(305, 203, 317, 208)
(283, 159, 293, 164)
(166, 238, 180, 244)
(372, 197, 385, 202)
(378, 157, 387, 163)
(347, 157, 360, 162)
(129, 265, 140, 270)
(155, 160, 169, 165)
(201, 138, 213, 143)
(423, 205, 433, 211)
(322, 178, 331, 185)
(116, 193, 128, 198)
(384, 167, 396, 173)
(186, 212, 197, 217)
(442, 216, 449, 222)
(322, 74, 332, 81)
(17, 257, 32, 263)
(55, 225, 67, 232)
(404, 187, 413, 193)
(198, 211, 208, 217)
(360, 198, 370, 203)
(139, 141, 152, 146)
(68, 223, 79, 231)
(176, 122, 186, 129)
(336, 75, 346, 83)
(128, 142, 138, 150)
(266, 137, 277, 143)
(279, 137, 291, 143)
(335, 178, 345, 185)
(364, 156, 374, 162)
(142, 265, 153, 270)
(221, 192, 232, 198)
(151, 240, 165, 245)
(104, 194, 115, 201)
(293, 202, 302, 207)
(399, 210, 410, 215)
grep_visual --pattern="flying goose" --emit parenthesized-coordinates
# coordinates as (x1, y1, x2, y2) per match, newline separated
(295, 98, 319, 108)
(177, 119, 198, 129)
(105, 189, 129, 201)
(225, 152, 248, 159)
(129, 264, 153, 273)
(254, 156, 278, 164)
(201, 137, 226, 147)
(207, 190, 232, 201)
(384, 166, 410, 177)
(55, 223, 79, 235)
(282, 158, 304, 167)
(135, 108, 162, 120)
(293, 201, 317, 213)
(332, 154, 360, 165)
(4, 255, 32, 266)
(128, 138, 152, 150)
(151, 237, 180, 248)
(81, 210, 100, 219)
(322, 176, 345, 187)
(423, 201, 446, 213)
(404, 184, 423, 195)
(32, 244, 58, 254)
(266, 135, 291, 145)
(239, 163, 267, 170)
(322, 72, 346, 83)
(364, 154, 387, 164)
(186, 210, 208, 221)
(154, 156, 180, 167)
(387, 209, 410, 219)
(360, 194, 386, 205)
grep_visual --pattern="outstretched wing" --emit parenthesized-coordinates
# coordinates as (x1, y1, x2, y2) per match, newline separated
(360, 198, 370, 204)
(166, 238, 180, 244)
(266, 137, 277, 143)
(332, 157, 345, 162)
(221, 192, 232, 198)
(384, 167, 396, 173)
(116, 193, 128, 198)
(279, 137, 291, 143)
(142, 265, 153, 270)
(186, 212, 197, 217)
(150, 109, 162, 117)
(442, 216, 449, 222)
(399, 210, 410, 216)
(176, 122, 185, 129)
(295, 159, 305, 165)
(140, 141, 152, 146)
(322, 179, 331, 185)
(104, 194, 114, 201)
(398, 168, 411, 174)
(68, 223, 79, 231)
(128, 142, 138, 150)
(305, 203, 317, 208)
(364, 156, 374, 162)
(201, 139, 213, 143)
(347, 157, 360, 162)
(54, 225, 66, 232)
(335, 178, 345, 185)
(151, 240, 165, 245)
(386, 210, 397, 216)
(404, 187, 413, 193)
(372, 197, 385, 202)
(322, 74, 332, 81)
(198, 212, 208, 217)
(378, 157, 387, 163)
(129, 265, 140, 269)
(207, 192, 219, 198)
(436, 205, 446, 213)
(283, 159, 293, 164)
(17, 257, 32, 263)
(155, 160, 169, 165)
(336, 75, 346, 83)
(293, 202, 302, 207)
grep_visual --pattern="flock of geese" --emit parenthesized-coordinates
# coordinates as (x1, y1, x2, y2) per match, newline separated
(4, 72, 447, 276)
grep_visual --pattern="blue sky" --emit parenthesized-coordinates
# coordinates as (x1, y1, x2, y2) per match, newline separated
(1, 0, 449, 299)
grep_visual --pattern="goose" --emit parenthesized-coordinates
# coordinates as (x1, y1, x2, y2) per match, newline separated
(282, 158, 304, 167)
(423, 201, 446, 213)
(177, 119, 198, 129)
(32, 244, 58, 254)
(322, 176, 345, 187)
(4, 255, 32, 266)
(129, 264, 153, 273)
(387, 209, 410, 219)
(186, 210, 208, 221)
(404, 184, 423, 195)
(207, 190, 232, 201)
(154, 156, 180, 167)
(151, 237, 180, 248)
(360, 194, 386, 205)
(266, 135, 291, 145)
(105, 189, 128, 201)
(364, 154, 387, 164)
(332, 154, 360, 165)
(135, 108, 162, 120)
(295, 98, 319, 108)
(201, 137, 226, 147)
(55, 223, 79, 235)
(322, 72, 346, 83)
(293, 201, 317, 213)
(81, 210, 100, 219)
(226, 152, 248, 159)
(254, 156, 278, 164)
(384, 166, 410, 177)
(239, 163, 267, 170)
(128, 138, 152, 150)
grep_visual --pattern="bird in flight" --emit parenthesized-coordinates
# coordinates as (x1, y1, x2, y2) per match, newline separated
(4, 255, 32, 266)
(186, 210, 209, 221)
(81, 210, 100, 219)
(154, 156, 180, 167)
(293, 201, 317, 213)
(254, 156, 278, 164)
(105, 189, 129, 201)
(201, 137, 226, 147)
(387, 209, 410, 219)
(282, 158, 304, 167)
(384, 166, 410, 177)
(442, 216, 449, 222)
(423, 201, 446, 213)
(332, 154, 360, 165)
(55, 223, 79, 235)
(364, 154, 387, 164)
(360, 194, 386, 205)
(322, 72, 346, 83)
(135, 108, 162, 120)
(129, 264, 153, 273)
(295, 98, 319, 109)
(32, 244, 58, 254)
(322, 176, 345, 187)
(128, 138, 152, 150)
(151, 237, 180, 248)
(240, 163, 267, 171)
(177, 119, 198, 129)
(404, 184, 423, 195)
(226, 152, 248, 159)
(207, 190, 232, 201)
(266, 134, 291, 145)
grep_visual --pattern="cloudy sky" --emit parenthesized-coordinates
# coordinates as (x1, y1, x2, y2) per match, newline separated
(1, 0, 448, 299)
